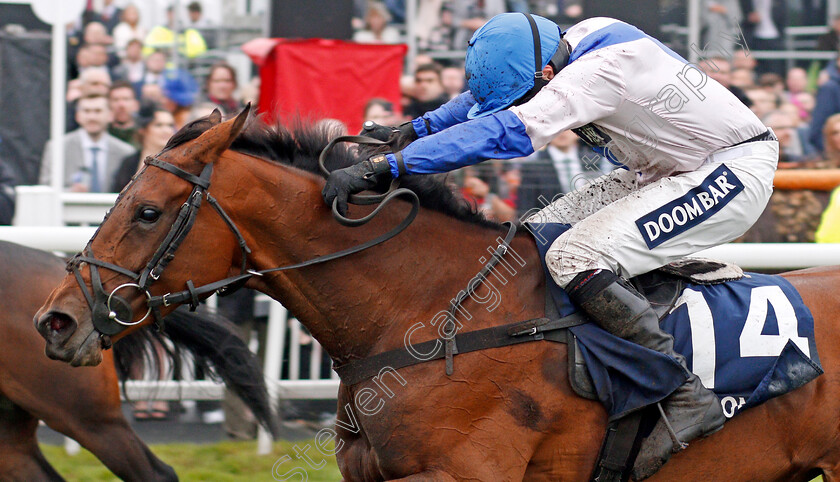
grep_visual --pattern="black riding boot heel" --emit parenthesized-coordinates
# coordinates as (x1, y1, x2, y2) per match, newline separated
(566, 269, 725, 480)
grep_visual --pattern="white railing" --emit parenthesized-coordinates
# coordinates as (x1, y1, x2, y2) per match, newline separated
(10, 186, 840, 454)
(123, 379, 340, 401)
(13, 186, 117, 227)
(3, 223, 838, 270)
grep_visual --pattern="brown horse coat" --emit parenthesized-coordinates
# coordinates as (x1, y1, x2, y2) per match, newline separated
(1, 239, 275, 481)
(0, 241, 177, 481)
(35, 110, 840, 481)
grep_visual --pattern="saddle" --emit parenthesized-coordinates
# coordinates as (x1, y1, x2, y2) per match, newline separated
(552, 259, 742, 482)
(534, 258, 743, 402)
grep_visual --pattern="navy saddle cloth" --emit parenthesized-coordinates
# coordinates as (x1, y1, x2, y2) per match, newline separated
(530, 222, 823, 420)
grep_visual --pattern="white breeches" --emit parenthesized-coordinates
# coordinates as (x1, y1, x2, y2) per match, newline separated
(526, 141, 779, 288)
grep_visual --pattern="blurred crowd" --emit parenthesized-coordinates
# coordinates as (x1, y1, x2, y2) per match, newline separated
(38, 0, 258, 197)
(350, 0, 840, 242)
(42, 1, 840, 216)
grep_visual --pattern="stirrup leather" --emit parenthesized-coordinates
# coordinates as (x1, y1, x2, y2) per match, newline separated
(655, 402, 688, 453)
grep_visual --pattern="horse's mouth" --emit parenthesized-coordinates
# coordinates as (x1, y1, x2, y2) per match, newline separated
(36, 311, 104, 366)
(67, 330, 104, 366)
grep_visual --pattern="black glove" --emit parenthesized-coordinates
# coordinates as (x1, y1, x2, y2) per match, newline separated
(322, 154, 394, 216)
(359, 120, 418, 144)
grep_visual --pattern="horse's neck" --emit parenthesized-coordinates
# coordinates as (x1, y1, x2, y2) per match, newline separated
(228, 159, 545, 363)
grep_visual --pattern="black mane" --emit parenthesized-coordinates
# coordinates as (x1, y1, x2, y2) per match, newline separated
(165, 115, 501, 228)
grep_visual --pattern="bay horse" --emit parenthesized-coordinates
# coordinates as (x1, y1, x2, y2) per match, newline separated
(0, 239, 276, 481)
(34, 107, 840, 481)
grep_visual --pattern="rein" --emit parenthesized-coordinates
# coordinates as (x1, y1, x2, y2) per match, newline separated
(68, 133, 557, 386)
(68, 135, 419, 338)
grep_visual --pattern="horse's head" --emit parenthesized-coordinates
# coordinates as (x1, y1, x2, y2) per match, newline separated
(36, 107, 251, 366)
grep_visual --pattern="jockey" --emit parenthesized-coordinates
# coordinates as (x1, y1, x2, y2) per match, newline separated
(323, 13, 778, 475)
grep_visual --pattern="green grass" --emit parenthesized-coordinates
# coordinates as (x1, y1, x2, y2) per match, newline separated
(40, 440, 342, 481)
(38, 441, 830, 481)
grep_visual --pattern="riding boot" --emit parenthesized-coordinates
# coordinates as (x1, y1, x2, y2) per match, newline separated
(566, 269, 725, 480)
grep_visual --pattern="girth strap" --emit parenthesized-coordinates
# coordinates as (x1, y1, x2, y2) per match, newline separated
(333, 312, 587, 386)
(590, 410, 649, 482)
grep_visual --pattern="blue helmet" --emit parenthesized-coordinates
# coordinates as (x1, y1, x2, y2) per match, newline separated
(465, 13, 562, 119)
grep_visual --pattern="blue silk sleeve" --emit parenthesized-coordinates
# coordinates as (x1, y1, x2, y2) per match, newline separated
(411, 91, 476, 137)
(387, 109, 535, 176)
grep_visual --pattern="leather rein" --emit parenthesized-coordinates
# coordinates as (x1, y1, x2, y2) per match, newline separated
(67, 134, 583, 385)
(67, 135, 419, 338)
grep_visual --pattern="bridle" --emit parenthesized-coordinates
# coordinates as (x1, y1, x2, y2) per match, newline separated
(66, 135, 419, 339)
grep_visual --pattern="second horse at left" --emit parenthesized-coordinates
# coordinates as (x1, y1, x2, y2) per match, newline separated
(0, 239, 277, 481)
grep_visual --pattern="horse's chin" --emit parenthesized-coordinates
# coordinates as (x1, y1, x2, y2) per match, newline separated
(69, 335, 103, 366)
(45, 326, 104, 367)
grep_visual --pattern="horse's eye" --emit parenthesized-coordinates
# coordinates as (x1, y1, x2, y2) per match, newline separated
(137, 207, 161, 223)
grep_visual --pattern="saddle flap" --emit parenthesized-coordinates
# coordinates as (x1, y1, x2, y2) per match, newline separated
(543, 285, 598, 400)
(630, 271, 684, 321)
(657, 257, 744, 285)
(568, 333, 598, 400)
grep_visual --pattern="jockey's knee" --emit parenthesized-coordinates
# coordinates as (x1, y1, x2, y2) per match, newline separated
(544, 231, 615, 289)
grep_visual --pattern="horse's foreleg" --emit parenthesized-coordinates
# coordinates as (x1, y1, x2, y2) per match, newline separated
(60, 417, 177, 482)
(0, 398, 64, 481)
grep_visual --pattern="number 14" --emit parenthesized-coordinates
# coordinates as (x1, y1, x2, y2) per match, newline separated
(674, 286, 809, 389)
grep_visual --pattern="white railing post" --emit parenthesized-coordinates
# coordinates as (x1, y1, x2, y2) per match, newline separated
(687, 0, 701, 64)
(289, 319, 301, 381)
(64, 436, 81, 456)
(13, 186, 61, 226)
(258, 300, 288, 455)
(405, 0, 417, 74)
(310, 342, 322, 380)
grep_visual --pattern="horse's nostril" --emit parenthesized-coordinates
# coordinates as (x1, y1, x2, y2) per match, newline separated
(43, 312, 75, 336)
(50, 315, 71, 332)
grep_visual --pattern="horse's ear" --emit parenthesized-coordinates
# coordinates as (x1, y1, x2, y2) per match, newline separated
(185, 104, 252, 164)
(228, 103, 252, 141)
(207, 108, 223, 126)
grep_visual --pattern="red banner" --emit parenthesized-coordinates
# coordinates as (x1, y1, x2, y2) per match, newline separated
(243, 38, 406, 134)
